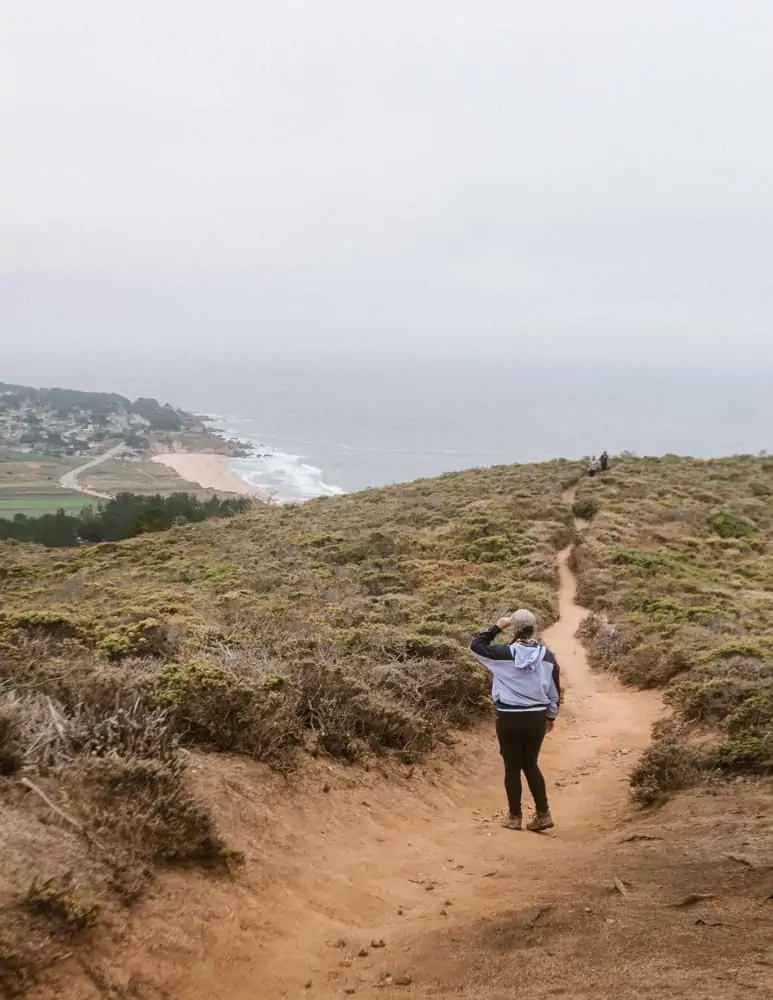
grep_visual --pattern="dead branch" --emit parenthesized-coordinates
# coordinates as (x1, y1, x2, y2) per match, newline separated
(613, 876, 629, 898)
(525, 905, 553, 928)
(20, 777, 106, 851)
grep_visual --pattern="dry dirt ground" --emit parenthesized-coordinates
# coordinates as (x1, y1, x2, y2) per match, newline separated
(28, 514, 773, 1000)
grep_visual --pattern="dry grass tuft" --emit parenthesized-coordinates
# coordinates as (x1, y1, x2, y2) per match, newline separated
(23, 872, 99, 936)
(71, 755, 230, 864)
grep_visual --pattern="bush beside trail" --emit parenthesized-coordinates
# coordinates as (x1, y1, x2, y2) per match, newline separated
(572, 454, 773, 801)
(0, 691, 236, 996)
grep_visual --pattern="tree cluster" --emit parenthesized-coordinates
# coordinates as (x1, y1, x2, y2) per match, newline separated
(0, 492, 251, 548)
(0, 383, 129, 416)
(0, 383, 191, 432)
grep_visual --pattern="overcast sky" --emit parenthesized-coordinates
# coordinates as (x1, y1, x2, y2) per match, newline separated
(2, 0, 772, 368)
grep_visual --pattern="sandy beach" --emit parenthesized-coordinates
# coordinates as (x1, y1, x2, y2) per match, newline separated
(151, 453, 269, 500)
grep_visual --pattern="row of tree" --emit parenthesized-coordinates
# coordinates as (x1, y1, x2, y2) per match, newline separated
(0, 492, 252, 548)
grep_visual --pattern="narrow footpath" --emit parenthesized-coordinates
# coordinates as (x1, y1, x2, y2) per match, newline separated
(83, 486, 661, 1000)
(45, 487, 772, 1000)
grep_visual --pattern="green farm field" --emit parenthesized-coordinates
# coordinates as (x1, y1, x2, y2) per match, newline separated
(0, 451, 86, 517)
(0, 491, 91, 518)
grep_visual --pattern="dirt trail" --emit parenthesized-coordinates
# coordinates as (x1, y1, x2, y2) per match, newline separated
(41, 487, 772, 1000)
(75, 486, 665, 1000)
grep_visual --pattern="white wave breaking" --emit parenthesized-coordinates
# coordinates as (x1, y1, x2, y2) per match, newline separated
(204, 415, 345, 504)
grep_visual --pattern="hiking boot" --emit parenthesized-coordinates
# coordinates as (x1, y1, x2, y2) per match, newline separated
(526, 811, 554, 833)
(501, 814, 522, 830)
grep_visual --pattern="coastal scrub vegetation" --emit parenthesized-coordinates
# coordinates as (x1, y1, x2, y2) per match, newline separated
(4, 452, 773, 992)
(0, 458, 578, 992)
(1, 461, 577, 758)
(572, 453, 773, 801)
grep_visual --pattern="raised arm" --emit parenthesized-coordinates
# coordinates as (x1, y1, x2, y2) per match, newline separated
(469, 619, 515, 662)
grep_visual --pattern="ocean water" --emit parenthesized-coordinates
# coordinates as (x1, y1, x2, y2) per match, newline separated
(211, 415, 346, 503)
(4, 351, 773, 503)
(170, 356, 773, 503)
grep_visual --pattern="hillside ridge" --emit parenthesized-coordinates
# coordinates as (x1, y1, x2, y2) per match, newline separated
(2, 455, 772, 997)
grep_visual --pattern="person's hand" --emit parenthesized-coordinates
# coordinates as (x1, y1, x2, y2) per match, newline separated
(545, 719, 555, 735)
(496, 616, 512, 630)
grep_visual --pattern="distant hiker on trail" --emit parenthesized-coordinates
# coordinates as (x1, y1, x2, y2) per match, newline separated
(469, 609, 560, 832)
(588, 456, 600, 477)
(600, 451, 609, 472)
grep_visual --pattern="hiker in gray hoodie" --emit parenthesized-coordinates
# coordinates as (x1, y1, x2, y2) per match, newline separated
(469, 609, 560, 832)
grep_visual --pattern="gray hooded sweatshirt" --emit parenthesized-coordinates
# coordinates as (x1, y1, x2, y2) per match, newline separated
(469, 624, 561, 719)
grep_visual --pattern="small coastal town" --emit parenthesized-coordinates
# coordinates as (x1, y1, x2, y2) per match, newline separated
(0, 381, 200, 458)
(0, 382, 266, 531)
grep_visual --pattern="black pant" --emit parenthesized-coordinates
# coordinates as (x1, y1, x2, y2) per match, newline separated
(495, 710, 549, 815)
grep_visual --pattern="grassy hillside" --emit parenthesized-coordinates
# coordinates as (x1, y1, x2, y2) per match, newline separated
(0, 460, 578, 994)
(1, 460, 577, 757)
(572, 454, 773, 800)
(3, 452, 772, 995)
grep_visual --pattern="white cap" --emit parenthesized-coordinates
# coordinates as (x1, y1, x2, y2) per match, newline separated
(510, 609, 537, 631)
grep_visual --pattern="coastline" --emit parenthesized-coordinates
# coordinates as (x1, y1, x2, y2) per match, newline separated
(151, 453, 272, 501)
(202, 414, 346, 503)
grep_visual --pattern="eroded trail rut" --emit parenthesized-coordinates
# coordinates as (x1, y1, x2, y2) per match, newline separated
(71, 493, 662, 1000)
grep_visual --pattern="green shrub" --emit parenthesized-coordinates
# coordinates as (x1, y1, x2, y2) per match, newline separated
(295, 663, 436, 762)
(358, 568, 409, 596)
(24, 873, 99, 936)
(577, 612, 632, 669)
(156, 660, 302, 760)
(629, 737, 704, 804)
(619, 591, 722, 627)
(702, 638, 773, 661)
(571, 497, 600, 520)
(616, 643, 694, 688)
(377, 659, 489, 727)
(457, 534, 515, 563)
(395, 633, 462, 663)
(749, 481, 772, 498)
(669, 675, 759, 723)
(711, 734, 773, 773)
(707, 510, 757, 539)
(96, 618, 170, 660)
(612, 548, 678, 574)
(0, 610, 84, 640)
(726, 689, 773, 735)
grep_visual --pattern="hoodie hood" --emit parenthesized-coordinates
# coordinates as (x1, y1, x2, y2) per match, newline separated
(511, 642, 546, 671)
(468, 629, 560, 716)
